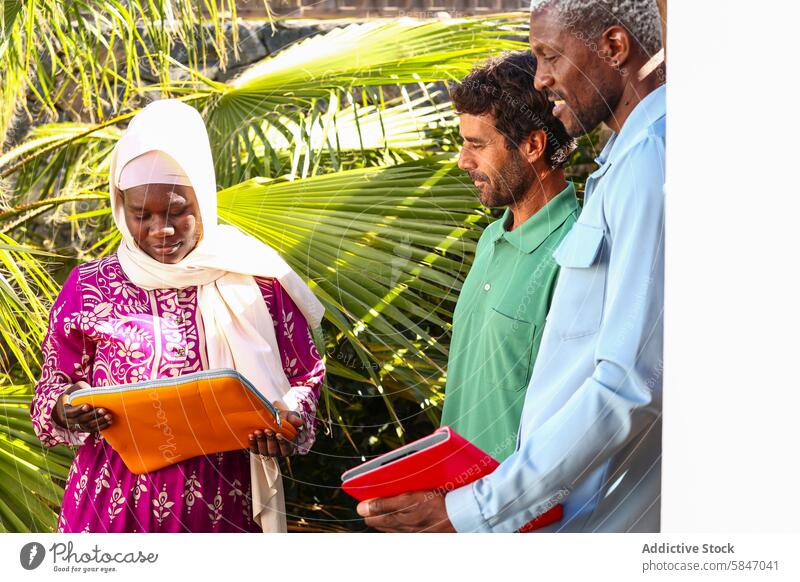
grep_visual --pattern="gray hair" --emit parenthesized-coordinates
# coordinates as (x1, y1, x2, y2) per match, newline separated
(530, 0, 663, 56)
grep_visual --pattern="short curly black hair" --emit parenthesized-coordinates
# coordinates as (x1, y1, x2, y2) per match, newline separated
(450, 51, 575, 167)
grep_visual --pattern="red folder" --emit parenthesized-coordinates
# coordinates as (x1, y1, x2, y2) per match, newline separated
(341, 426, 562, 532)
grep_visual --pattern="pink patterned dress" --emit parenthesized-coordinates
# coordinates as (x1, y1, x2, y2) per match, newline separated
(30, 255, 324, 533)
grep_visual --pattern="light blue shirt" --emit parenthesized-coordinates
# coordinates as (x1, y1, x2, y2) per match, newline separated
(445, 85, 666, 533)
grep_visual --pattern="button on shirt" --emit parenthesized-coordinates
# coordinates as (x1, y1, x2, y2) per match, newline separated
(441, 183, 579, 461)
(445, 85, 666, 532)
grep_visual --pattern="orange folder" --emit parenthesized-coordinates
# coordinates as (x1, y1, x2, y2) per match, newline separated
(68, 369, 296, 474)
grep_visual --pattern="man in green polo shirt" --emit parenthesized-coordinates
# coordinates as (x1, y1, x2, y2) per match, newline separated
(440, 51, 578, 461)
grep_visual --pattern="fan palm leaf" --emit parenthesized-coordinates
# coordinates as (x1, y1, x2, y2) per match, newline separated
(167, 16, 528, 185)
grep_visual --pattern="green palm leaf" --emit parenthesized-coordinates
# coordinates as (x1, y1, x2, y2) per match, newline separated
(236, 89, 460, 181)
(0, 234, 59, 381)
(0, 1, 262, 123)
(170, 16, 528, 185)
(0, 238, 71, 533)
(0, 383, 73, 532)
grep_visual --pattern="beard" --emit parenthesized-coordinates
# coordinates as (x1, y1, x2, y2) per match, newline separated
(562, 79, 624, 138)
(471, 149, 537, 208)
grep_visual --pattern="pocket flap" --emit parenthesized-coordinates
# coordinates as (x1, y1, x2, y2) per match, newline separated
(553, 222, 604, 268)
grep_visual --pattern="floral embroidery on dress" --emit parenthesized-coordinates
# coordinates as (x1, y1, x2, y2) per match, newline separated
(228, 479, 243, 501)
(94, 461, 111, 499)
(243, 489, 253, 522)
(74, 302, 114, 334)
(129, 366, 147, 383)
(109, 279, 135, 300)
(207, 489, 223, 527)
(284, 354, 299, 378)
(66, 459, 78, 482)
(153, 485, 174, 525)
(73, 352, 92, 380)
(182, 472, 203, 513)
(132, 474, 148, 508)
(108, 486, 125, 521)
(116, 335, 146, 360)
(283, 311, 295, 338)
(74, 469, 89, 508)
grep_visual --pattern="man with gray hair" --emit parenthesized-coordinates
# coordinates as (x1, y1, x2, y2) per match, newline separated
(358, 0, 665, 532)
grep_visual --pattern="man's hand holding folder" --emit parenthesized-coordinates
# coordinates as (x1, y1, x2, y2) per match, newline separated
(357, 490, 456, 533)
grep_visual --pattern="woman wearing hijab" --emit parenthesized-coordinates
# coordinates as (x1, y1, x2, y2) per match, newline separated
(30, 99, 325, 533)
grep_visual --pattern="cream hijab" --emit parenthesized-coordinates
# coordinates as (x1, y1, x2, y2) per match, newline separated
(108, 99, 324, 533)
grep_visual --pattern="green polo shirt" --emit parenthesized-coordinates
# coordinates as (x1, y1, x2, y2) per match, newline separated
(440, 182, 579, 461)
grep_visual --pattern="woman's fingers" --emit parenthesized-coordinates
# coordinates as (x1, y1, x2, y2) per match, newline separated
(91, 416, 113, 432)
(249, 429, 293, 457)
(78, 407, 111, 426)
(83, 408, 112, 432)
(250, 430, 274, 457)
(62, 404, 88, 431)
(276, 434, 295, 456)
(259, 431, 272, 456)
(64, 381, 91, 396)
(63, 404, 90, 424)
(285, 411, 304, 430)
(265, 431, 281, 456)
(250, 406, 304, 457)
(53, 383, 110, 433)
(273, 401, 304, 430)
(64, 405, 112, 433)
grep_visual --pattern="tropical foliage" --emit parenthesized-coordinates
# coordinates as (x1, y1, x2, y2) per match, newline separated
(0, 3, 602, 531)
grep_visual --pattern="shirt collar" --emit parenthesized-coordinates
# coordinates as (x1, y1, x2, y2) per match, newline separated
(595, 84, 666, 168)
(490, 182, 578, 254)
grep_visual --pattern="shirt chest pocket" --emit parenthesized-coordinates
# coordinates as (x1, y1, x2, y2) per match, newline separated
(482, 308, 537, 392)
(549, 222, 607, 340)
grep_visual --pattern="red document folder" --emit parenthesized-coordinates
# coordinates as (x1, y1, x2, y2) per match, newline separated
(341, 426, 562, 532)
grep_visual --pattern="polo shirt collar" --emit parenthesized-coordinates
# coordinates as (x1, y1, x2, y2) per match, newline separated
(493, 181, 578, 254)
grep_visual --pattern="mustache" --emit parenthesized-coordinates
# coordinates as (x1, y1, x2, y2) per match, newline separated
(545, 90, 564, 103)
(468, 171, 489, 183)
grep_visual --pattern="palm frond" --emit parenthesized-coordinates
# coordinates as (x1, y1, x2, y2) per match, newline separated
(0, 233, 60, 381)
(0, 1, 274, 126)
(0, 383, 73, 532)
(235, 88, 460, 181)
(167, 16, 528, 185)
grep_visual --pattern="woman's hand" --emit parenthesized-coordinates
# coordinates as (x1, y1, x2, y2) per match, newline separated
(51, 382, 113, 434)
(248, 401, 305, 458)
